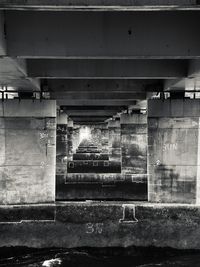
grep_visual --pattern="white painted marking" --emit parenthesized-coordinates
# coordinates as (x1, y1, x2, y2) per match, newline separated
(119, 204, 138, 223)
(85, 222, 103, 234)
(155, 160, 161, 166)
(163, 143, 177, 151)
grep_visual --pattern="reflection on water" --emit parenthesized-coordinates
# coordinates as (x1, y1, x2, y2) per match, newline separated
(0, 247, 200, 267)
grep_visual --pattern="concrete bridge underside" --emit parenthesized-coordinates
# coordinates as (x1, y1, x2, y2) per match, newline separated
(0, 0, 200, 249)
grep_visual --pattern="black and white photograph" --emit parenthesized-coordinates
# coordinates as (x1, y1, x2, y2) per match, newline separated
(0, 1, 200, 266)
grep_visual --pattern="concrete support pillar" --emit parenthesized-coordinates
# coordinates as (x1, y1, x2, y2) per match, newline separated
(120, 113, 147, 180)
(148, 99, 200, 204)
(120, 112, 147, 200)
(0, 100, 56, 204)
(108, 119, 121, 166)
(67, 119, 74, 158)
(100, 125, 109, 154)
(56, 112, 68, 177)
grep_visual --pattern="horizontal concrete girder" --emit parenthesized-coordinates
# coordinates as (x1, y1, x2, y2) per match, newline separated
(51, 91, 146, 100)
(44, 79, 163, 92)
(70, 116, 111, 122)
(163, 60, 200, 90)
(188, 59, 200, 78)
(64, 110, 118, 116)
(57, 99, 137, 106)
(61, 106, 127, 111)
(27, 59, 187, 79)
(5, 11, 200, 58)
(163, 77, 200, 91)
(0, 57, 40, 90)
(0, 0, 199, 11)
(164, 79, 186, 90)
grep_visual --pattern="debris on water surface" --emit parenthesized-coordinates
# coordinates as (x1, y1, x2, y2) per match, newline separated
(42, 258, 62, 267)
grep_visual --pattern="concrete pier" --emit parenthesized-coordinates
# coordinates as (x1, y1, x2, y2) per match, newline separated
(0, 202, 200, 249)
(1, 0, 200, 252)
(0, 100, 56, 204)
(148, 99, 200, 204)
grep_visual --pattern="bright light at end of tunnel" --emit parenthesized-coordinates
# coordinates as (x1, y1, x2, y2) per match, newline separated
(79, 127, 91, 142)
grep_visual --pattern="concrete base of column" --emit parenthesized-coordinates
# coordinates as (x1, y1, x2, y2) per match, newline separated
(0, 202, 200, 249)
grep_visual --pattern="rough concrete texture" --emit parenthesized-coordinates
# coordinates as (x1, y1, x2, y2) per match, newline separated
(0, 100, 56, 204)
(5, 11, 200, 58)
(0, 204, 55, 222)
(108, 120, 121, 165)
(148, 99, 200, 203)
(120, 114, 147, 200)
(3, 99, 56, 117)
(56, 174, 147, 200)
(56, 118, 147, 200)
(148, 99, 200, 118)
(121, 114, 147, 175)
(57, 112, 68, 125)
(1, 202, 200, 249)
(56, 112, 68, 179)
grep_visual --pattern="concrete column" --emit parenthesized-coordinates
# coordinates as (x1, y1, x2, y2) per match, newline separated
(148, 99, 200, 204)
(108, 119, 121, 172)
(67, 119, 74, 158)
(0, 99, 56, 204)
(100, 125, 109, 154)
(120, 113, 147, 180)
(56, 112, 68, 176)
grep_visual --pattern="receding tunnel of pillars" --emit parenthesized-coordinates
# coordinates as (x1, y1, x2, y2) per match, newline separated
(56, 108, 148, 201)
(0, 97, 199, 205)
(56, 98, 200, 204)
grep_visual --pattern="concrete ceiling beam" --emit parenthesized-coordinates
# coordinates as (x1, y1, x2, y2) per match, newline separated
(51, 91, 146, 100)
(57, 99, 137, 106)
(163, 60, 200, 91)
(64, 110, 118, 116)
(5, 11, 200, 58)
(27, 59, 187, 79)
(164, 79, 186, 91)
(188, 60, 200, 78)
(70, 116, 111, 122)
(44, 79, 162, 92)
(0, 57, 40, 90)
(0, 0, 199, 11)
(61, 106, 126, 111)
(164, 77, 200, 92)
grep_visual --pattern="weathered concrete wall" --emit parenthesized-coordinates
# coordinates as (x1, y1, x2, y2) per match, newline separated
(120, 113, 147, 200)
(108, 119, 121, 167)
(0, 100, 56, 204)
(148, 99, 200, 204)
(56, 112, 68, 178)
(56, 121, 145, 200)
(121, 113, 147, 175)
(1, 202, 200, 250)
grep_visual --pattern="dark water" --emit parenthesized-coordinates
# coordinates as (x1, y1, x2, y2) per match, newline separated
(0, 247, 200, 267)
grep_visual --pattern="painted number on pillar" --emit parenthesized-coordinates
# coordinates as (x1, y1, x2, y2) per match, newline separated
(163, 143, 177, 151)
(85, 223, 103, 234)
